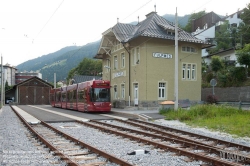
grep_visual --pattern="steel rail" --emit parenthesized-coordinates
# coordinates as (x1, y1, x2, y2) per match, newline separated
(91, 119, 250, 165)
(41, 121, 133, 166)
(10, 106, 133, 166)
(129, 119, 250, 152)
(10, 106, 80, 166)
(78, 120, 242, 166)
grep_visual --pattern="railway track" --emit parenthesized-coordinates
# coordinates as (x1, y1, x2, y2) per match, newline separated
(11, 106, 133, 166)
(126, 119, 250, 152)
(76, 119, 250, 166)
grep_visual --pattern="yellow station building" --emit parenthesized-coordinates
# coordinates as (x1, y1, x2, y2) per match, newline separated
(95, 12, 209, 108)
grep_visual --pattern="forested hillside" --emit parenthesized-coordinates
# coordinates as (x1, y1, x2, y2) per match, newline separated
(16, 41, 100, 82)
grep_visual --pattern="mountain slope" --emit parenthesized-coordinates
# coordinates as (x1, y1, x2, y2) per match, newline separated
(16, 41, 100, 82)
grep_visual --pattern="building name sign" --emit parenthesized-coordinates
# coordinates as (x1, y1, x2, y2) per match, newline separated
(114, 71, 124, 78)
(153, 53, 172, 59)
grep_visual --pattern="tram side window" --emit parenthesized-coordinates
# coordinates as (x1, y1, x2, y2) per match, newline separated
(56, 92, 61, 102)
(73, 90, 77, 102)
(78, 90, 84, 102)
(62, 93, 66, 102)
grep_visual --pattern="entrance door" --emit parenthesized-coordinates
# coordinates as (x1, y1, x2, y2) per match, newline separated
(133, 83, 138, 106)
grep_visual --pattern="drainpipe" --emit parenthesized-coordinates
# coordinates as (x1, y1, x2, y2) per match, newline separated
(121, 42, 130, 106)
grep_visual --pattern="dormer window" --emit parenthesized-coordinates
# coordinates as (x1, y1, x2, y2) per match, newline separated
(167, 30, 175, 36)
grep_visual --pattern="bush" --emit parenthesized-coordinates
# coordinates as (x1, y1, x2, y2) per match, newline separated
(231, 67, 247, 82)
(206, 94, 218, 104)
(206, 72, 214, 83)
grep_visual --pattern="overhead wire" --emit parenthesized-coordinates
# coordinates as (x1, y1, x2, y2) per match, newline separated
(68, 0, 153, 58)
(33, 0, 65, 42)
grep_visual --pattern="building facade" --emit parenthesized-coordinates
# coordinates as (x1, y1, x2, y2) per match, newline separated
(95, 12, 208, 107)
(15, 72, 42, 84)
(0, 64, 17, 86)
(192, 10, 243, 65)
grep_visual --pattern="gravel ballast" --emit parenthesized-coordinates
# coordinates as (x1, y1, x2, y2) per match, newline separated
(51, 121, 203, 166)
(1, 106, 250, 166)
(0, 106, 66, 166)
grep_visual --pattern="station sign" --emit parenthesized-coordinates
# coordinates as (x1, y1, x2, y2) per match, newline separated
(153, 53, 172, 59)
(114, 71, 124, 78)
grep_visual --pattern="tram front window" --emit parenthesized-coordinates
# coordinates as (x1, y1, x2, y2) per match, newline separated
(91, 88, 110, 102)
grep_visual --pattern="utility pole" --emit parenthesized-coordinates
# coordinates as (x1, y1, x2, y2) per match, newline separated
(1, 56, 3, 106)
(54, 73, 56, 89)
(174, 7, 179, 110)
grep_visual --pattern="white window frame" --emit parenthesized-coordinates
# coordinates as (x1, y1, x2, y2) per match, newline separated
(136, 47, 140, 64)
(114, 85, 118, 99)
(182, 63, 197, 81)
(106, 59, 110, 73)
(131, 47, 140, 65)
(121, 52, 125, 68)
(158, 82, 166, 99)
(121, 84, 125, 99)
(192, 64, 196, 79)
(187, 64, 191, 80)
(182, 64, 186, 79)
(114, 55, 118, 70)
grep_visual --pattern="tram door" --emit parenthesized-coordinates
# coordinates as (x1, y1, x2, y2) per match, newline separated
(133, 83, 138, 106)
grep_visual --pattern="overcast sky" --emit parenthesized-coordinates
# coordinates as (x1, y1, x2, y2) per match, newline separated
(0, 0, 249, 66)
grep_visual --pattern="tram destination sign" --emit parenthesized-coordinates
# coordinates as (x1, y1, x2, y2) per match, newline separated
(153, 52, 172, 59)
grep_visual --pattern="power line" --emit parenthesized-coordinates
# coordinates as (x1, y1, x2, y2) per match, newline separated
(121, 0, 152, 22)
(34, 0, 65, 41)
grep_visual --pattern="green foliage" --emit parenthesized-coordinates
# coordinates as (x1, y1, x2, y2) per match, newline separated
(16, 41, 100, 82)
(238, 3, 250, 45)
(67, 58, 102, 81)
(205, 72, 214, 83)
(236, 43, 250, 66)
(159, 104, 250, 137)
(211, 56, 224, 73)
(236, 43, 250, 77)
(5, 81, 12, 91)
(208, 22, 240, 55)
(183, 10, 206, 32)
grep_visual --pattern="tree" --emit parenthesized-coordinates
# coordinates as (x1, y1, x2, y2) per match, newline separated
(238, 3, 250, 46)
(5, 81, 11, 91)
(208, 21, 240, 54)
(236, 43, 250, 76)
(210, 56, 224, 73)
(67, 58, 102, 81)
(183, 10, 206, 32)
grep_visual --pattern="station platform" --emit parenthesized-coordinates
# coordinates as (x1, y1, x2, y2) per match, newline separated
(11, 105, 41, 124)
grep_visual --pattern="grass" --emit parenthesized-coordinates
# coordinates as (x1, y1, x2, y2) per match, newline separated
(159, 104, 250, 138)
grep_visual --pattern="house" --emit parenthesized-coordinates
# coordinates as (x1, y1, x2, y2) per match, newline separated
(95, 12, 208, 108)
(192, 10, 243, 65)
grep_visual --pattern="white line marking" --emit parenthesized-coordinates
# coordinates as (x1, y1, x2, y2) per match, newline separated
(100, 114, 128, 121)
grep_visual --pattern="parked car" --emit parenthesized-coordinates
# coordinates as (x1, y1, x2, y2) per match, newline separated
(5, 98, 13, 104)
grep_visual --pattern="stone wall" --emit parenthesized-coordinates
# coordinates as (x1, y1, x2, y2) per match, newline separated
(201, 86, 250, 102)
